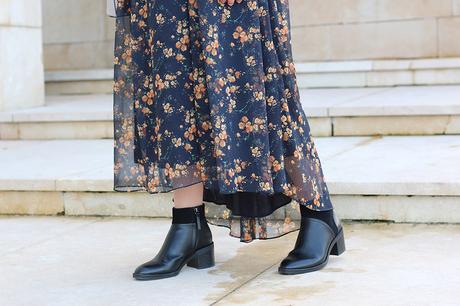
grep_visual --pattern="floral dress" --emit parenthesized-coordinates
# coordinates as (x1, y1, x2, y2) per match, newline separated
(110, 0, 334, 242)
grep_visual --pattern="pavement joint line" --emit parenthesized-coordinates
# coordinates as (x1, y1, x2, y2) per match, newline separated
(0, 217, 102, 258)
(210, 259, 281, 306)
(443, 115, 453, 134)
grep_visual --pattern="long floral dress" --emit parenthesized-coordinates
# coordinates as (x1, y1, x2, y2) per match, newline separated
(110, 0, 334, 243)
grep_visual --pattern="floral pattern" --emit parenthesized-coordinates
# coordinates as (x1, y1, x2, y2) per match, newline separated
(111, 0, 334, 242)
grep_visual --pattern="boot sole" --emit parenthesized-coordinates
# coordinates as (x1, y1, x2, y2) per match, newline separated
(133, 242, 215, 281)
(278, 228, 346, 275)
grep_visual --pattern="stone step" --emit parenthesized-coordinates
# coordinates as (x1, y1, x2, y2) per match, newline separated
(296, 57, 460, 88)
(44, 57, 460, 94)
(1, 136, 459, 223)
(0, 95, 113, 140)
(2, 85, 460, 139)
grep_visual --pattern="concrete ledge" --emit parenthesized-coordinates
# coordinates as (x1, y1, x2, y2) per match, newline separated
(2, 190, 459, 223)
(296, 57, 460, 73)
(333, 115, 460, 136)
(0, 191, 64, 215)
(331, 195, 460, 223)
(1, 136, 459, 222)
(295, 57, 460, 88)
(45, 69, 112, 82)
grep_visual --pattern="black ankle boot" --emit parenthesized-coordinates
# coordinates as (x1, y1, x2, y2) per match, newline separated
(278, 207, 345, 275)
(133, 203, 215, 280)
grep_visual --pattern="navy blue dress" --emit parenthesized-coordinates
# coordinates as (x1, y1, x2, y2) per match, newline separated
(111, 0, 334, 242)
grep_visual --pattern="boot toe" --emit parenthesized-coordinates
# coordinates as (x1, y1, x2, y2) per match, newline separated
(279, 254, 321, 270)
(133, 261, 165, 278)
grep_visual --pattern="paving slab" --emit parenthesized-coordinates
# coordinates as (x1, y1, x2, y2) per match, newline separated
(215, 223, 460, 306)
(0, 217, 458, 306)
(0, 216, 285, 306)
(0, 217, 97, 257)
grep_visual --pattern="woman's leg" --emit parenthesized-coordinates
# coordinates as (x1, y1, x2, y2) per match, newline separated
(173, 182, 204, 208)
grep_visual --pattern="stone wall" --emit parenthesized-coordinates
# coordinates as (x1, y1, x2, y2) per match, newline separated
(290, 0, 460, 61)
(41, 0, 460, 71)
(42, 0, 114, 71)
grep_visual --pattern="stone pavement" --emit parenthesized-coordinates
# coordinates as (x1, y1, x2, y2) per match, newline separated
(1, 216, 459, 306)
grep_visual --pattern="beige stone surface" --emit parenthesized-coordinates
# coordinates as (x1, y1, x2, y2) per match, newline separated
(414, 69, 460, 86)
(44, 41, 114, 71)
(216, 223, 460, 306)
(290, 0, 453, 26)
(454, 0, 460, 15)
(15, 121, 113, 140)
(365, 71, 413, 87)
(285, 194, 460, 223)
(43, 58, 460, 92)
(10, 94, 112, 122)
(0, 27, 45, 111)
(42, 0, 106, 44)
(40, 1, 460, 68)
(3, 85, 460, 140)
(45, 80, 113, 95)
(0, 123, 19, 139)
(293, 19, 438, 61)
(307, 118, 332, 136)
(0, 217, 458, 306)
(294, 58, 460, 88)
(0, 140, 112, 191)
(0, 0, 42, 27)
(0, 191, 64, 215)
(334, 115, 457, 137)
(63, 192, 172, 217)
(42, 0, 115, 70)
(288, 1, 460, 61)
(2, 134, 460, 196)
(320, 135, 460, 196)
(410, 57, 460, 69)
(329, 85, 460, 116)
(297, 72, 367, 88)
(438, 17, 460, 57)
(0, 94, 113, 140)
(45, 69, 113, 82)
(331, 195, 460, 223)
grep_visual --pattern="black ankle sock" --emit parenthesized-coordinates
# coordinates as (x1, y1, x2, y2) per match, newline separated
(172, 203, 204, 224)
(300, 205, 338, 233)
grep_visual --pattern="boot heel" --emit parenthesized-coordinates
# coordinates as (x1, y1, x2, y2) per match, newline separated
(187, 243, 215, 269)
(330, 229, 346, 256)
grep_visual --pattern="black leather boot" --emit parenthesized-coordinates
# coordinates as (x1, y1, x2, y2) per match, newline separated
(278, 207, 345, 275)
(133, 203, 215, 280)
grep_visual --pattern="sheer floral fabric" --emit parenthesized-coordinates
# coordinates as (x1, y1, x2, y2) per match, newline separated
(111, 0, 334, 242)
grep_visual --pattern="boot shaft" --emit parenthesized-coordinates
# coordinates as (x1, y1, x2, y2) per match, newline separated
(172, 203, 212, 248)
